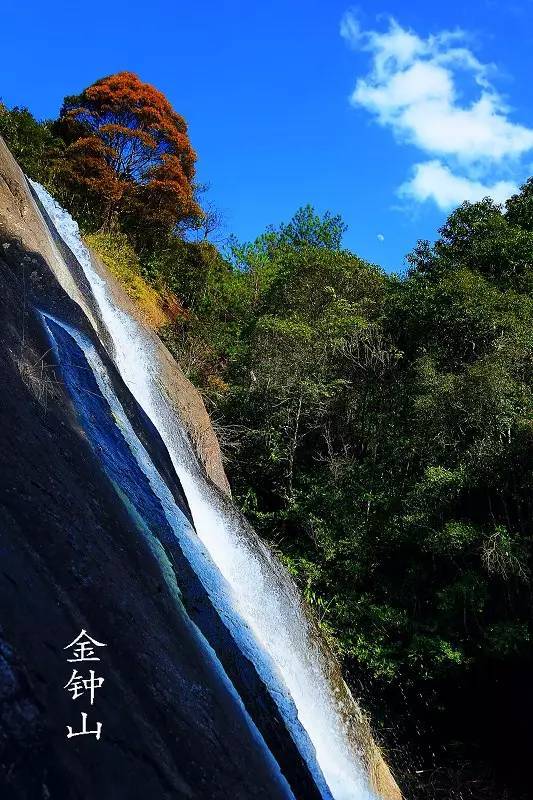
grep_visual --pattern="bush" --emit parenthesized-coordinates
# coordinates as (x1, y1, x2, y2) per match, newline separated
(84, 231, 171, 328)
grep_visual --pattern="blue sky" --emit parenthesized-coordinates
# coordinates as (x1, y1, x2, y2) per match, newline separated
(2, 0, 533, 272)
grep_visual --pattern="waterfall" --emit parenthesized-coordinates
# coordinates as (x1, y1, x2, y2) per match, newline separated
(40, 310, 295, 799)
(30, 180, 376, 800)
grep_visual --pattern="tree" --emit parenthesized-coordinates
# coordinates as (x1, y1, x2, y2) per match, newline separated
(161, 198, 533, 799)
(57, 72, 201, 233)
(506, 177, 533, 232)
(0, 104, 64, 186)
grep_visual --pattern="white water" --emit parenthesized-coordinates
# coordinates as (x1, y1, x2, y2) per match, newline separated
(31, 180, 375, 800)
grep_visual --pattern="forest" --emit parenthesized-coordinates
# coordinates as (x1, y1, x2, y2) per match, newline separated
(2, 72, 532, 799)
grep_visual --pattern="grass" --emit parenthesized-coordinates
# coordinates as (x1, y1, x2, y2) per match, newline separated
(84, 230, 169, 328)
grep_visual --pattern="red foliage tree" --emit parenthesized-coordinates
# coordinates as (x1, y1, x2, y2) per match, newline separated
(58, 72, 201, 231)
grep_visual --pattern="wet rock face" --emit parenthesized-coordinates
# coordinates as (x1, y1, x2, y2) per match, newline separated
(0, 234, 293, 798)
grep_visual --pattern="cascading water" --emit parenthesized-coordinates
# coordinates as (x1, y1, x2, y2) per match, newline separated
(40, 311, 295, 799)
(30, 179, 376, 800)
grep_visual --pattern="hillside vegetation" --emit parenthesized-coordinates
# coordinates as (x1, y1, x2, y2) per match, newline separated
(2, 75, 532, 799)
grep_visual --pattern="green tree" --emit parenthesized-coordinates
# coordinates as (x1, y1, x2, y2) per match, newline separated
(166, 199, 533, 799)
(0, 103, 64, 186)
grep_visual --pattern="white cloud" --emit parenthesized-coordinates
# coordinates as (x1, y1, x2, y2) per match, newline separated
(377, 233, 385, 241)
(341, 13, 533, 208)
(400, 160, 518, 209)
